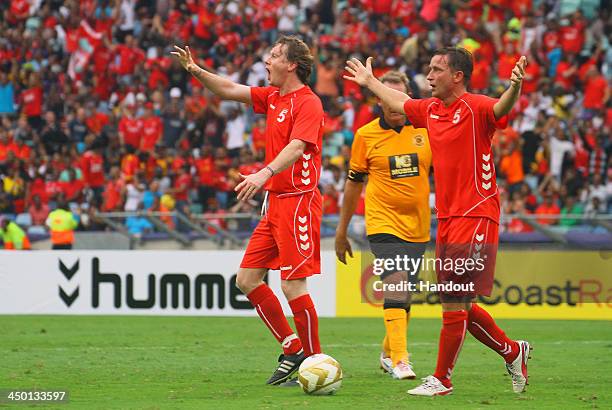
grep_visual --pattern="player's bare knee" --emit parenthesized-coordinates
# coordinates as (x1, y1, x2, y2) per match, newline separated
(281, 279, 307, 300)
(236, 269, 263, 294)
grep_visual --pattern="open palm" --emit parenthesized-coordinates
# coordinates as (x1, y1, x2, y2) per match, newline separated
(171, 45, 196, 71)
(344, 57, 374, 86)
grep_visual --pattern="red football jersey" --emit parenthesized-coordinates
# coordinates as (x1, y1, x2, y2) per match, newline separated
(118, 117, 143, 148)
(403, 93, 508, 222)
(140, 116, 163, 152)
(250, 86, 323, 196)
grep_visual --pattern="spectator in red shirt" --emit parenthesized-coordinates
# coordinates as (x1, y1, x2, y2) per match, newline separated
(28, 194, 49, 227)
(169, 164, 192, 229)
(44, 170, 63, 205)
(251, 117, 266, 157)
(171, 165, 192, 203)
(194, 145, 216, 211)
(542, 20, 560, 53)
(471, 52, 491, 92)
(148, 60, 169, 90)
(121, 145, 140, 179)
(560, 12, 586, 55)
(140, 103, 163, 152)
(102, 166, 125, 212)
(582, 66, 610, 114)
(81, 143, 106, 204)
(112, 35, 145, 78)
(554, 54, 578, 91)
(507, 198, 534, 233)
(535, 193, 561, 225)
(497, 42, 520, 82)
(9, 0, 30, 22)
(60, 168, 84, 203)
(118, 105, 143, 149)
(322, 184, 340, 215)
(85, 103, 110, 136)
(521, 55, 541, 94)
(21, 73, 44, 131)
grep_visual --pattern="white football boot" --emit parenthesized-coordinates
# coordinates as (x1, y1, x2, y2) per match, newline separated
(379, 352, 393, 373)
(407, 375, 453, 396)
(505, 340, 532, 393)
(391, 360, 416, 380)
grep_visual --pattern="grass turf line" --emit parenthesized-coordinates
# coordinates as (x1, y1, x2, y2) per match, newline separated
(2, 316, 611, 409)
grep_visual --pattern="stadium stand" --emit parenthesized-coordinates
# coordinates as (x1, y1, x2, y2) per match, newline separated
(0, 0, 609, 248)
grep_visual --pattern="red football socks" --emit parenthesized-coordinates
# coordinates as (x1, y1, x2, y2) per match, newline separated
(247, 284, 302, 355)
(433, 310, 468, 388)
(289, 294, 321, 357)
(468, 303, 519, 363)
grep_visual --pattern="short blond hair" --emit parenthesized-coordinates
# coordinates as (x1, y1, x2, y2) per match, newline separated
(379, 70, 411, 94)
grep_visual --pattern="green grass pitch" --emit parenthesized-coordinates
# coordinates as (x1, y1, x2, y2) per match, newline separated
(2, 316, 611, 409)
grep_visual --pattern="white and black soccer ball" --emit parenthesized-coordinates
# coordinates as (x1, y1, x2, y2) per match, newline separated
(297, 354, 343, 395)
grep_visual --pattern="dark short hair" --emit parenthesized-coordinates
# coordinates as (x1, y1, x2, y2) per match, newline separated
(274, 35, 313, 84)
(433, 47, 473, 85)
(379, 70, 411, 94)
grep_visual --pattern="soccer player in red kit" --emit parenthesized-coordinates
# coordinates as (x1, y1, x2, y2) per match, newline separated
(172, 36, 323, 385)
(345, 47, 531, 396)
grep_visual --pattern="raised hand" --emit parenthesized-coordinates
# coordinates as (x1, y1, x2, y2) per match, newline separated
(343, 57, 375, 86)
(510, 56, 527, 89)
(171, 45, 196, 71)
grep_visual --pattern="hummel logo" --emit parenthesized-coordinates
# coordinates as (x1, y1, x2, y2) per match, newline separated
(302, 169, 310, 177)
(302, 153, 311, 160)
(59, 259, 80, 307)
(298, 225, 308, 232)
(280, 265, 293, 271)
(475, 234, 484, 242)
(482, 153, 491, 161)
(59, 259, 79, 279)
(482, 163, 491, 171)
(298, 216, 307, 224)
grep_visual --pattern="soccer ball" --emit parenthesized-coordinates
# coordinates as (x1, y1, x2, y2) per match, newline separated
(297, 354, 343, 395)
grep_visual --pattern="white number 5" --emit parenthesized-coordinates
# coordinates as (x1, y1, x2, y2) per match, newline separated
(452, 110, 461, 124)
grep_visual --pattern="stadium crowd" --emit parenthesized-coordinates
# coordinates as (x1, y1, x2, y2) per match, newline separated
(0, 0, 609, 240)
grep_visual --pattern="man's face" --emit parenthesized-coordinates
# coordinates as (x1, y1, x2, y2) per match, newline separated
(426, 55, 461, 99)
(265, 44, 294, 87)
(379, 81, 407, 125)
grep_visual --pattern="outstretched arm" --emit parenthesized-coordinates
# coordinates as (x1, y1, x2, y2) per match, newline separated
(494, 56, 527, 120)
(171, 45, 252, 104)
(344, 57, 410, 113)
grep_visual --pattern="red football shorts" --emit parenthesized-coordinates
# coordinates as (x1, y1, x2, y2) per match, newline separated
(240, 190, 321, 280)
(435, 216, 499, 297)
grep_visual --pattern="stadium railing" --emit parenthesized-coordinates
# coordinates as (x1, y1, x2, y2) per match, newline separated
(3, 212, 609, 250)
(91, 212, 612, 250)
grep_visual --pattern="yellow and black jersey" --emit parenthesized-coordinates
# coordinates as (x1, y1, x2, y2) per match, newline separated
(348, 117, 431, 242)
